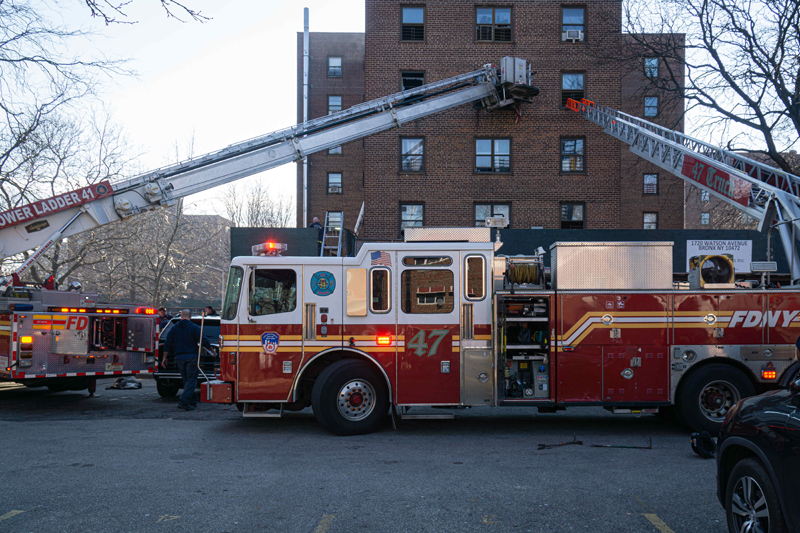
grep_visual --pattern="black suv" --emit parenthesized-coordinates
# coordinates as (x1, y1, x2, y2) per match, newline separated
(154, 316, 220, 398)
(716, 379, 800, 533)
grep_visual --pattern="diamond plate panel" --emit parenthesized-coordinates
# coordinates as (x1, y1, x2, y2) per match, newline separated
(404, 227, 491, 243)
(550, 241, 673, 290)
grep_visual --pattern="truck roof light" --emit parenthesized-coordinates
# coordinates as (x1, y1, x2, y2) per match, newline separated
(252, 242, 288, 256)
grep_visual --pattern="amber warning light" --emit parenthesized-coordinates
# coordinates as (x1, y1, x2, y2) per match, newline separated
(762, 363, 777, 380)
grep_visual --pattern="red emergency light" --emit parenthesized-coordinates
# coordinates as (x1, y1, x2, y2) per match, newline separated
(251, 242, 288, 256)
(762, 363, 777, 380)
(135, 307, 157, 315)
(376, 335, 392, 346)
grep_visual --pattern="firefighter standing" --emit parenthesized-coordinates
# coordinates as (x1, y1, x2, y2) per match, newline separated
(309, 216, 323, 253)
(164, 309, 211, 411)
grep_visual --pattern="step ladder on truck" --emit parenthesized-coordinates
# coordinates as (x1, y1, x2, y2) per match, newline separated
(0, 57, 539, 390)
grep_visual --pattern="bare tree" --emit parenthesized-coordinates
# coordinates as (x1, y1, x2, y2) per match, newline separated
(222, 182, 295, 228)
(620, 0, 799, 174)
(82, 0, 209, 24)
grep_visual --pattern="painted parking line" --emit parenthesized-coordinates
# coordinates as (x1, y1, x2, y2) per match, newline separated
(0, 510, 25, 523)
(314, 514, 335, 533)
(643, 513, 676, 533)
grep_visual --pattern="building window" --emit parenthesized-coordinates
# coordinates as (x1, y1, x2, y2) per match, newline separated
(561, 203, 584, 229)
(400, 138, 424, 172)
(328, 145, 342, 155)
(643, 174, 658, 194)
(562, 72, 585, 106)
(475, 139, 511, 173)
(701, 190, 710, 203)
(644, 57, 658, 78)
(701, 213, 710, 225)
(474, 203, 510, 227)
(400, 203, 424, 231)
(328, 95, 342, 114)
(644, 96, 658, 117)
(401, 71, 425, 91)
(327, 173, 342, 194)
(401, 6, 424, 41)
(562, 7, 585, 39)
(643, 212, 658, 229)
(328, 57, 342, 77)
(476, 7, 512, 42)
(327, 211, 343, 230)
(560, 138, 585, 173)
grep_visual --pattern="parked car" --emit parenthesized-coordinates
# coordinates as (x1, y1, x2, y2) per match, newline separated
(154, 316, 220, 398)
(716, 378, 800, 533)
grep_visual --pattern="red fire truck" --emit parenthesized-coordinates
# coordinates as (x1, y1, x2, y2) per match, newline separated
(0, 287, 158, 393)
(201, 232, 799, 435)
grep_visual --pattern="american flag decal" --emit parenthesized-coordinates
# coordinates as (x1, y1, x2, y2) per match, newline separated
(370, 251, 391, 267)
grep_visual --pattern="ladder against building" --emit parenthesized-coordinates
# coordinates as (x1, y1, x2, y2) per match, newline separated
(321, 211, 344, 257)
(567, 98, 800, 282)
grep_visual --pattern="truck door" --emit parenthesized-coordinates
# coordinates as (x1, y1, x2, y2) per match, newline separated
(237, 266, 303, 401)
(303, 264, 344, 358)
(460, 252, 493, 405)
(396, 253, 460, 405)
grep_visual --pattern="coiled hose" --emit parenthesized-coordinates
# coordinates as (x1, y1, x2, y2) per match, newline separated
(510, 263, 539, 284)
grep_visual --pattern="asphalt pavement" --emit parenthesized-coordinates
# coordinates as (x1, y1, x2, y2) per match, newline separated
(0, 378, 727, 533)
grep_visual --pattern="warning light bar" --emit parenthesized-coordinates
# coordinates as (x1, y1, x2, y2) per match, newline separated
(252, 242, 288, 256)
(376, 336, 392, 346)
(135, 307, 157, 315)
(48, 307, 128, 314)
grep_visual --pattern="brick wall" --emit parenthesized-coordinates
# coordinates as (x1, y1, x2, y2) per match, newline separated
(296, 32, 366, 229)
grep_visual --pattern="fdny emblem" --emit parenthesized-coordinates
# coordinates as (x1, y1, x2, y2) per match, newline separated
(261, 332, 280, 354)
(311, 271, 336, 296)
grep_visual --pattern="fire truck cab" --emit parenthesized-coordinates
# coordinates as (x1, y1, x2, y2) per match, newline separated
(205, 230, 800, 436)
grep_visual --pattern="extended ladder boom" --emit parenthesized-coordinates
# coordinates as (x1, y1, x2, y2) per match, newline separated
(568, 98, 800, 281)
(0, 58, 539, 275)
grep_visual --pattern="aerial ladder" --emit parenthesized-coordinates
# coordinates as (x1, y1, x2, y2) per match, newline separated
(568, 98, 800, 283)
(0, 58, 538, 284)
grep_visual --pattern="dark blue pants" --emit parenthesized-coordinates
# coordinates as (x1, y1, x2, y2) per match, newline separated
(176, 357, 199, 407)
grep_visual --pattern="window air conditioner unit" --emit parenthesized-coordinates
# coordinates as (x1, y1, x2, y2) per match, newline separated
(328, 186, 341, 193)
(562, 30, 584, 42)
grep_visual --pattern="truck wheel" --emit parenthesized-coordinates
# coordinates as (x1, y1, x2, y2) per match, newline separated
(311, 360, 389, 436)
(156, 380, 181, 398)
(677, 364, 755, 435)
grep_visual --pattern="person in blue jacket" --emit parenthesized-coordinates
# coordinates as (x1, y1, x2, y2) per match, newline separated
(163, 309, 211, 411)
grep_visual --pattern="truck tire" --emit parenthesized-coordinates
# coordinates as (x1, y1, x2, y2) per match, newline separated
(677, 364, 755, 436)
(311, 360, 389, 436)
(156, 380, 181, 398)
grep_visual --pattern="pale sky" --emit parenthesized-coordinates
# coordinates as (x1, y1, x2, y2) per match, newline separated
(75, 0, 366, 220)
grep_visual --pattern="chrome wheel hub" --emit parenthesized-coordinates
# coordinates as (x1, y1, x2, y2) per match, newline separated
(337, 379, 376, 421)
(699, 380, 740, 421)
(730, 475, 769, 533)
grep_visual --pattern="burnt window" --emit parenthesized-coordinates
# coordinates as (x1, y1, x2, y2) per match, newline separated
(402, 6, 424, 41)
(476, 7, 512, 42)
(644, 174, 658, 194)
(474, 203, 510, 227)
(562, 7, 585, 40)
(328, 57, 342, 77)
(475, 139, 511, 173)
(400, 138, 424, 172)
(644, 96, 658, 117)
(644, 57, 658, 78)
(327, 173, 342, 194)
(562, 72, 584, 107)
(561, 203, 584, 229)
(401, 71, 425, 91)
(560, 137, 585, 173)
(328, 95, 342, 114)
(643, 212, 658, 229)
(401, 270, 455, 314)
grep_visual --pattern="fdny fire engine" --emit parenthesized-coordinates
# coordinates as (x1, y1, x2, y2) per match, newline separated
(2, 55, 800, 423)
(0, 285, 157, 393)
(200, 233, 799, 435)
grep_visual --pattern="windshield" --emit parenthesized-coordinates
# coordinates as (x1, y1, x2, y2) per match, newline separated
(223, 266, 244, 320)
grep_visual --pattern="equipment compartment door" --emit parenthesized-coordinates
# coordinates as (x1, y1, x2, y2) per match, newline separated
(602, 345, 668, 402)
(557, 346, 602, 402)
(396, 253, 460, 405)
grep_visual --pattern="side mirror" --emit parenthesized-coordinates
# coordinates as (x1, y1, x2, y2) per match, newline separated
(790, 378, 800, 395)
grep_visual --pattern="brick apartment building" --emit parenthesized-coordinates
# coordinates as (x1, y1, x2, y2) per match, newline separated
(296, 0, 685, 239)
